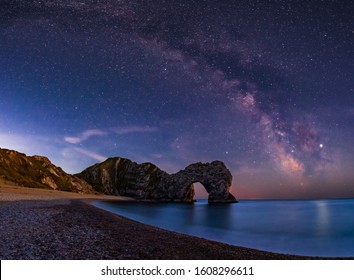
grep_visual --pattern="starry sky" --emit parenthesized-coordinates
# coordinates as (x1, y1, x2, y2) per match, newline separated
(0, 0, 353, 199)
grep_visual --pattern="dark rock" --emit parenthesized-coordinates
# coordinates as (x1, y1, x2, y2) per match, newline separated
(77, 157, 236, 203)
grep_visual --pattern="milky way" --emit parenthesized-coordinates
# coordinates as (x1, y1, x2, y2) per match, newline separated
(0, 0, 353, 199)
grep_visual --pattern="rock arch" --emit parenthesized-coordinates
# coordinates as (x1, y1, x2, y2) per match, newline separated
(78, 158, 236, 203)
(156, 161, 236, 203)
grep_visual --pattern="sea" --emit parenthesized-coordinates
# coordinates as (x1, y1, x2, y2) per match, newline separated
(93, 198, 354, 257)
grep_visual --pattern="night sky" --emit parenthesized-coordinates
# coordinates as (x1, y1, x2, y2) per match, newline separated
(1, 1, 353, 199)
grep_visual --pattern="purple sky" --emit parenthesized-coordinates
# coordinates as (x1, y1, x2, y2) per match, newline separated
(1, 0, 353, 199)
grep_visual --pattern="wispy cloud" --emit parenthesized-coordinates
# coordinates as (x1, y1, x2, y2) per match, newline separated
(0, 132, 92, 173)
(112, 125, 158, 135)
(64, 126, 158, 144)
(72, 147, 107, 162)
(64, 129, 107, 144)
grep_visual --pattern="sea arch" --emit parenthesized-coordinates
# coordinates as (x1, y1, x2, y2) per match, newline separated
(158, 161, 236, 203)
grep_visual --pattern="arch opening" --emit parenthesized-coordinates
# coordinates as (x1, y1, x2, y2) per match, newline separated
(193, 182, 209, 200)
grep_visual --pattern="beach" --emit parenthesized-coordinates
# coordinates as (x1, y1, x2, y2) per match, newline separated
(0, 183, 319, 260)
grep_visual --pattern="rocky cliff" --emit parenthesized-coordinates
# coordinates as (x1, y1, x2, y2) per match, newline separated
(77, 157, 236, 203)
(0, 148, 94, 193)
(0, 147, 236, 202)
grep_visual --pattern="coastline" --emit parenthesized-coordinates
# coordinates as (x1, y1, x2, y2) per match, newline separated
(0, 185, 337, 260)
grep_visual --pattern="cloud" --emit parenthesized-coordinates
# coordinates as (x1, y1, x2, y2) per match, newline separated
(72, 147, 107, 162)
(64, 129, 107, 144)
(112, 125, 158, 135)
(0, 132, 95, 173)
(64, 126, 158, 145)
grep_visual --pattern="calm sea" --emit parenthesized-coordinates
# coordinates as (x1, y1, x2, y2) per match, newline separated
(93, 199, 354, 257)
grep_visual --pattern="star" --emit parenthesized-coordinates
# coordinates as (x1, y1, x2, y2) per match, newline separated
(0, 0, 352, 199)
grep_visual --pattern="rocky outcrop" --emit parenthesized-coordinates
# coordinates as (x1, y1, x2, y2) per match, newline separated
(76, 157, 168, 197)
(77, 157, 236, 203)
(0, 148, 94, 193)
(158, 161, 236, 203)
(0, 147, 236, 202)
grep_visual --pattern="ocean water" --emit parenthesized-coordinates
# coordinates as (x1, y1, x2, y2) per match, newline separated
(93, 199, 354, 257)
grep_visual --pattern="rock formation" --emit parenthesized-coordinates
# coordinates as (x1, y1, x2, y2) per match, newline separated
(0, 148, 94, 193)
(77, 157, 236, 203)
(159, 161, 236, 202)
(0, 147, 236, 202)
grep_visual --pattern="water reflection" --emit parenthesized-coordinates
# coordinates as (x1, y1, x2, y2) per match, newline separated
(314, 201, 330, 237)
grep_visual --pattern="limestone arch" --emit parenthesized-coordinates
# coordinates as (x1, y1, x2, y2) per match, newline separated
(163, 161, 236, 203)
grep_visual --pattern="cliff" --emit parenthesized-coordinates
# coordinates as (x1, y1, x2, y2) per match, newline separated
(77, 157, 236, 203)
(0, 148, 94, 193)
(0, 147, 236, 202)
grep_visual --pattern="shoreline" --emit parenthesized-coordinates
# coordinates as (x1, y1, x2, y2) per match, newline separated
(0, 185, 348, 260)
(0, 180, 133, 202)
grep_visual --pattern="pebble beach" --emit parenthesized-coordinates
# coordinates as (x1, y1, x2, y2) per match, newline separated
(0, 183, 322, 260)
